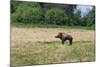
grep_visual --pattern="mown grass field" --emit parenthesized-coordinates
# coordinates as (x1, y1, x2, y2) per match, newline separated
(11, 25, 95, 66)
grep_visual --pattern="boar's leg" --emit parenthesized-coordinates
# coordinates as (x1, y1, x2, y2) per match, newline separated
(62, 40, 65, 44)
(69, 39, 72, 45)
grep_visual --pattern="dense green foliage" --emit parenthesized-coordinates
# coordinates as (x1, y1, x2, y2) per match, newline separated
(45, 8, 68, 25)
(82, 7, 95, 26)
(11, 1, 95, 27)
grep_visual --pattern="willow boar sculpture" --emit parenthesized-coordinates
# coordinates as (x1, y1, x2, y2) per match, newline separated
(55, 32, 73, 45)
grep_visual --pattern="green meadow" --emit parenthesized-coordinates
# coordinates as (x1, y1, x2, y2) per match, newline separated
(11, 25, 95, 66)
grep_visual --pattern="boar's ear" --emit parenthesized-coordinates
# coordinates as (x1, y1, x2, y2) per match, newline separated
(59, 32, 63, 35)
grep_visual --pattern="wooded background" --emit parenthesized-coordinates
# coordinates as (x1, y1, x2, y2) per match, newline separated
(11, 0, 95, 27)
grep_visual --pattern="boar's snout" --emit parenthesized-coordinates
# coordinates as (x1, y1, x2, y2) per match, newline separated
(55, 36, 58, 38)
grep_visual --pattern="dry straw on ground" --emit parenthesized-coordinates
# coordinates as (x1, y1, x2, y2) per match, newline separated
(11, 27, 94, 45)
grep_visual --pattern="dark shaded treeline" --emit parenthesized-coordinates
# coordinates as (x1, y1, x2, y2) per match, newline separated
(11, 0, 95, 27)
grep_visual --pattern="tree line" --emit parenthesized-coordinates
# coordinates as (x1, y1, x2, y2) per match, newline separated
(11, 0, 95, 27)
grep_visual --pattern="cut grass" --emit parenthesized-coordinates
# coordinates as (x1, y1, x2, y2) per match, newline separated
(11, 41, 95, 66)
(11, 26, 95, 66)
